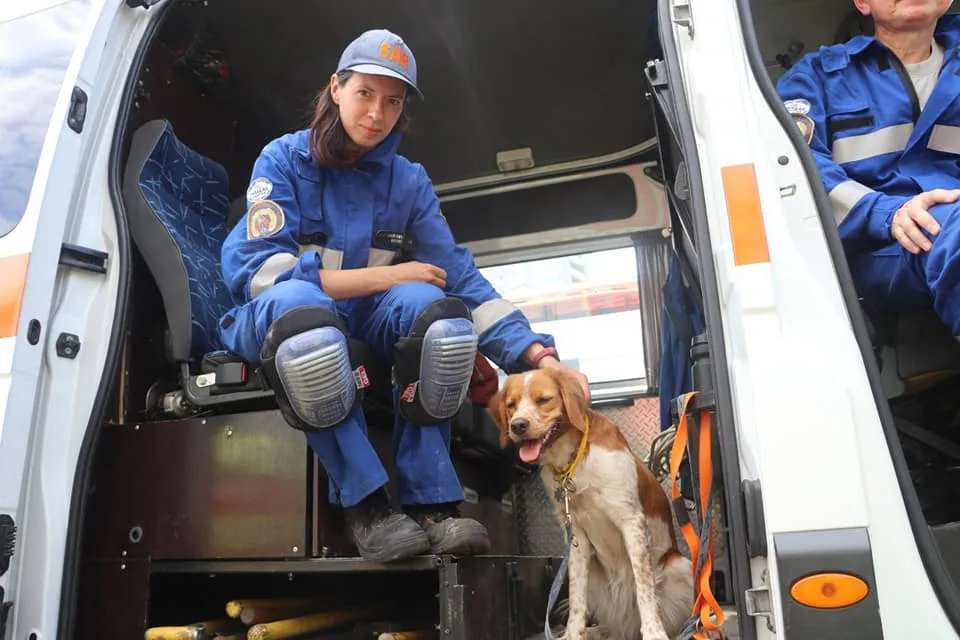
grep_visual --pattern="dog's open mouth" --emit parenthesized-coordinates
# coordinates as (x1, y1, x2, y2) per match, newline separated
(518, 423, 561, 463)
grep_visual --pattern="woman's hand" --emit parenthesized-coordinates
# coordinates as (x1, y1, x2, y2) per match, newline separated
(538, 355, 591, 404)
(388, 261, 447, 288)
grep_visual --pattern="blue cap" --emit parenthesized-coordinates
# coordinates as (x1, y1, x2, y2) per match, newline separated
(336, 29, 423, 100)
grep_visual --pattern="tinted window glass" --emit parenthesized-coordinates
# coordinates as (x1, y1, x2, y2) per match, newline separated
(0, 0, 91, 238)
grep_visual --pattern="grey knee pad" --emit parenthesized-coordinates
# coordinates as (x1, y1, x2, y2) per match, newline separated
(393, 297, 479, 425)
(260, 306, 369, 432)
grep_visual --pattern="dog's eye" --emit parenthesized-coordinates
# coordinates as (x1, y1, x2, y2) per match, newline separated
(506, 401, 516, 410)
(536, 396, 552, 405)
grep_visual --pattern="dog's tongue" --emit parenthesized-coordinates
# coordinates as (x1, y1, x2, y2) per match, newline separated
(519, 439, 543, 463)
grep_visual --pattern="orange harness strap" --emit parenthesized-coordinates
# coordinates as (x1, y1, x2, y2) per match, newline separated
(669, 391, 725, 638)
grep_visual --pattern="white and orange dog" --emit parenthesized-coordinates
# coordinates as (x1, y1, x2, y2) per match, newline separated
(488, 368, 694, 640)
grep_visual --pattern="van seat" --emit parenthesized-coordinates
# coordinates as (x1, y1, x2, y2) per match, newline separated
(867, 307, 960, 398)
(124, 119, 234, 363)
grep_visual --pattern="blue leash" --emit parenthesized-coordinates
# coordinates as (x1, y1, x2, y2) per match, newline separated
(544, 519, 574, 640)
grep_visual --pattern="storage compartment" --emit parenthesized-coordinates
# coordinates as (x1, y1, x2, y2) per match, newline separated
(76, 555, 560, 639)
(85, 410, 312, 561)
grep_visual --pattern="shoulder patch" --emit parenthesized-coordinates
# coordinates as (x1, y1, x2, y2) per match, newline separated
(246, 177, 273, 203)
(784, 98, 810, 115)
(246, 200, 285, 239)
(792, 113, 815, 145)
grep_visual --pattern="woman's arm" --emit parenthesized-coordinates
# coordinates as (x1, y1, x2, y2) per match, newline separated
(318, 267, 393, 300)
(318, 261, 449, 300)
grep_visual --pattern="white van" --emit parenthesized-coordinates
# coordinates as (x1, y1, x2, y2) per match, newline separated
(3, 0, 958, 638)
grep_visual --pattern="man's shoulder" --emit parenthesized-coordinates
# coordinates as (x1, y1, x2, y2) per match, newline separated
(937, 13, 960, 43)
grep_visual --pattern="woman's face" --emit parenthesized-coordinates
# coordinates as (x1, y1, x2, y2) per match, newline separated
(331, 71, 406, 150)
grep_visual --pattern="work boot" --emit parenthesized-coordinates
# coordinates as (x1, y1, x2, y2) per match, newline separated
(405, 502, 491, 556)
(343, 488, 431, 563)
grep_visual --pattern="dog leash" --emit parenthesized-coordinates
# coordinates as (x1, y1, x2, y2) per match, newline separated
(543, 415, 590, 640)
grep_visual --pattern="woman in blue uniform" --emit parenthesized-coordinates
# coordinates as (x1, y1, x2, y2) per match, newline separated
(218, 29, 588, 562)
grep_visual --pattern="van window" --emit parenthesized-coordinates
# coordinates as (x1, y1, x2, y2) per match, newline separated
(0, 0, 90, 238)
(479, 246, 646, 390)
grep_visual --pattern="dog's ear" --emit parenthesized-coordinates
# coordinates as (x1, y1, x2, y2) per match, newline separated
(553, 368, 588, 434)
(486, 387, 511, 449)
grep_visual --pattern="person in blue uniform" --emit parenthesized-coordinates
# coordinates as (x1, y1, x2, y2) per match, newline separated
(218, 29, 589, 563)
(776, 1, 960, 338)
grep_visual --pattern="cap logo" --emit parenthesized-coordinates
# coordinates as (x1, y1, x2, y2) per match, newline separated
(378, 42, 410, 70)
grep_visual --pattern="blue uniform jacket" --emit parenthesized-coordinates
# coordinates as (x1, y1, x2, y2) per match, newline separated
(777, 13, 960, 254)
(220, 129, 554, 373)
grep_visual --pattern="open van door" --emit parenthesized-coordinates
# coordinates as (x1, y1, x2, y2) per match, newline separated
(0, 1, 162, 638)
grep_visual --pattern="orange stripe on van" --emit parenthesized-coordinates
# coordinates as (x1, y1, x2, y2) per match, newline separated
(721, 163, 770, 265)
(0, 253, 30, 338)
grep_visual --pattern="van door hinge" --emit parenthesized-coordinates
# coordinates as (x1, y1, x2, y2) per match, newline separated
(744, 571, 776, 633)
(0, 592, 11, 640)
(0, 515, 14, 577)
(59, 243, 108, 275)
(672, 0, 694, 38)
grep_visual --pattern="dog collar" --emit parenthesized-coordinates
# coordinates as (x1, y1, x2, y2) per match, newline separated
(550, 414, 590, 484)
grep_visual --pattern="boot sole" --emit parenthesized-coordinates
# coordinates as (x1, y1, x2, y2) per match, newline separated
(356, 529, 432, 563)
(429, 520, 491, 556)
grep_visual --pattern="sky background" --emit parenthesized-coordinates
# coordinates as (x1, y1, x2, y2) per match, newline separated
(0, 0, 91, 237)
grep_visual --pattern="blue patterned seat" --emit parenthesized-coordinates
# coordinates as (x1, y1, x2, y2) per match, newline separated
(123, 119, 235, 365)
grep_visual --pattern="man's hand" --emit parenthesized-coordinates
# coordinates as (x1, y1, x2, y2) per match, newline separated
(891, 189, 960, 254)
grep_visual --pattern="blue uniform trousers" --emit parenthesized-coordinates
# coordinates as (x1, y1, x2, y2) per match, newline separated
(849, 202, 960, 335)
(220, 279, 465, 508)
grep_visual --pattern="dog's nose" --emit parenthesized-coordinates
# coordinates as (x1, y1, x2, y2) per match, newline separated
(510, 418, 529, 436)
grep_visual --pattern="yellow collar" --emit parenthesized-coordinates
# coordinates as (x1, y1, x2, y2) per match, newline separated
(549, 414, 590, 484)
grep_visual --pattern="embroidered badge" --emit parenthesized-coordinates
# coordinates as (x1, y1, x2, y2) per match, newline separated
(246, 177, 273, 203)
(792, 113, 815, 145)
(784, 98, 811, 115)
(246, 200, 285, 239)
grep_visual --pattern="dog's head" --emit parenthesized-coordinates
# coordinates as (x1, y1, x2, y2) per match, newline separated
(487, 367, 588, 464)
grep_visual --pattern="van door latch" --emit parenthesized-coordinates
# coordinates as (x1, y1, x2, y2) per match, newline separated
(67, 87, 87, 133)
(60, 243, 109, 275)
(672, 0, 694, 38)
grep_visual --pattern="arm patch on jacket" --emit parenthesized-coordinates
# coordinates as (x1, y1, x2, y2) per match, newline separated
(784, 99, 814, 144)
(246, 177, 273, 203)
(246, 200, 285, 239)
(792, 113, 815, 144)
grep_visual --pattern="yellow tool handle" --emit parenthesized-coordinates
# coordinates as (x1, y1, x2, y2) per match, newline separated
(225, 597, 324, 619)
(240, 606, 316, 626)
(145, 619, 239, 640)
(144, 629, 200, 640)
(247, 607, 374, 640)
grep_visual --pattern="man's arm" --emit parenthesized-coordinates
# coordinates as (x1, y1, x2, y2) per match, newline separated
(777, 60, 910, 243)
